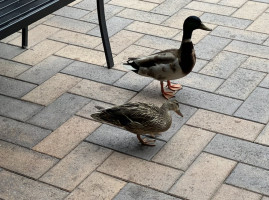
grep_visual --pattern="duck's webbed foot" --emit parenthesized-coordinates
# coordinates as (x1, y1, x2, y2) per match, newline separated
(167, 80, 182, 91)
(137, 135, 156, 146)
(160, 81, 175, 99)
(162, 91, 175, 99)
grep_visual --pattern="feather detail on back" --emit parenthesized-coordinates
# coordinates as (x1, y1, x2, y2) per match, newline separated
(91, 102, 173, 135)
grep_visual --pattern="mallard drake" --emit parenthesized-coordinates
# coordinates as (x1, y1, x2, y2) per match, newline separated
(124, 16, 212, 99)
(91, 99, 183, 146)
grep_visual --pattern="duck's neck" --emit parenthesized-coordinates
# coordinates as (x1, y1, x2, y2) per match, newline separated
(160, 103, 168, 113)
(160, 104, 172, 125)
(160, 103, 170, 115)
(182, 28, 193, 43)
(179, 28, 195, 74)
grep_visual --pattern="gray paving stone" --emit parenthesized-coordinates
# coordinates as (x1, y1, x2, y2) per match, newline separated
(225, 41, 269, 59)
(28, 93, 90, 130)
(152, 0, 191, 15)
(241, 57, 269, 73)
(54, 6, 89, 19)
(1, 32, 20, 43)
(175, 87, 242, 115)
(158, 104, 197, 141)
(185, 1, 236, 16)
(195, 35, 231, 60)
(113, 72, 153, 92)
(28, 15, 54, 30)
(86, 124, 165, 160)
(226, 163, 269, 196)
(17, 56, 73, 84)
(44, 16, 96, 33)
(0, 59, 31, 78)
(201, 13, 252, 29)
(0, 75, 36, 98)
(117, 8, 168, 24)
(0, 116, 51, 148)
(216, 68, 266, 100)
(0, 170, 68, 200)
(211, 26, 268, 44)
(205, 134, 269, 170)
(61, 61, 125, 84)
(252, 0, 269, 3)
(256, 123, 269, 145)
(81, 4, 124, 23)
(192, 59, 208, 72)
(135, 35, 181, 50)
(0, 95, 43, 121)
(234, 87, 269, 123)
(74, 0, 110, 11)
(0, 43, 25, 59)
(260, 74, 269, 88)
(179, 72, 224, 92)
(88, 16, 133, 37)
(264, 38, 269, 46)
(218, 0, 248, 7)
(200, 51, 248, 79)
(114, 183, 181, 200)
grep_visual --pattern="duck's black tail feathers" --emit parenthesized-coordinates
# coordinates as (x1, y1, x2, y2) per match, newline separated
(123, 58, 140, 73)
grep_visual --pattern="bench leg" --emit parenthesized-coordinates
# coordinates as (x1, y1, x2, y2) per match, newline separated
(22, 26, 28, 49)
(96, 0, 114, 68)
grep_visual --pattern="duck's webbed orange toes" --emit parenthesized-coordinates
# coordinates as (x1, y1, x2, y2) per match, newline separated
(137, 135, 156, 146)
(162, 91, 175, 99)
(167, 81, 182, 91)
(160, 81, 175, 99)
(168, 84, 182, 91)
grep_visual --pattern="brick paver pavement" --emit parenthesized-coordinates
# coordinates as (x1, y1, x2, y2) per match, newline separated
(0, 0, 269, 199)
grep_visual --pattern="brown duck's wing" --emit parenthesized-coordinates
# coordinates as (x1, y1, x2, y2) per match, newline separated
(92, 103, 160, 127)
(130, 49, 179, 68)
(121, 103, 168, 134)
(115, 102, 160, 123)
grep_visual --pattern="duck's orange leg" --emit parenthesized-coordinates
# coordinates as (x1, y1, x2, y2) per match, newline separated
(167, 80, 182, 91)
(160, 81, 174, 99)
(137, 135, 156, 146)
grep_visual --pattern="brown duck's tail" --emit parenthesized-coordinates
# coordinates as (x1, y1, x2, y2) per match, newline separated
(91, 113, 103, 122)
(91, 111, 123, 127)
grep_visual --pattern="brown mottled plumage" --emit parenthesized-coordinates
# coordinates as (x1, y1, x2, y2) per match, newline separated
(91, 99, 183, 146)
(124, 16, 212, 99)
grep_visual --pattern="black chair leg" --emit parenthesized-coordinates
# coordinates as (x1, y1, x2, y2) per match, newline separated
(22, 26, 28, 49)
(96, 0, 114, 68)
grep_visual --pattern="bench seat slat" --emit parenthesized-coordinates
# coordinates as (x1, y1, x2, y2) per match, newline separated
(0, 0, 55, 28)
(0, 0, 46, 17)
(0, 0, 19, 10)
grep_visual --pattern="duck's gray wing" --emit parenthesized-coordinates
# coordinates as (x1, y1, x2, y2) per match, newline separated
(128, 49, 180, 68)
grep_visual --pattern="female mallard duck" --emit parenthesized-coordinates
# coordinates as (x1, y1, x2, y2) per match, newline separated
(91, 99, 183, 146)
(124, 16, 212, 99)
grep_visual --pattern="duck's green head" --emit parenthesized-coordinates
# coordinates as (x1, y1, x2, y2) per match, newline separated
(183, 16, 212, 32)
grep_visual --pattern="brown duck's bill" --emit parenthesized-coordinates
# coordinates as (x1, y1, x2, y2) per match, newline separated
(176, 110, 183, 117)
(199, 23, 212, 31)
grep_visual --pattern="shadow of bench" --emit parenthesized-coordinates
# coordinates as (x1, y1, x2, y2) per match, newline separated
(0, 0, 114, 68)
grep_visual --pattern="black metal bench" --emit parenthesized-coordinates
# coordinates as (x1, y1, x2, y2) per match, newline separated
(0, 0, 114, 68)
